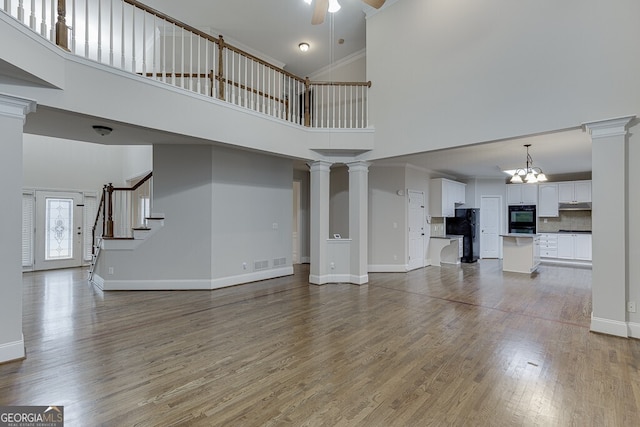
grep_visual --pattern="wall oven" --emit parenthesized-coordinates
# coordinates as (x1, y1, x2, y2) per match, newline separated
(508, 205, 536, 234)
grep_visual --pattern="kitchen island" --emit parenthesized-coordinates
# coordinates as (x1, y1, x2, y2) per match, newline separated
(429, 235, 463, 266)
(501, 233, 541, 274)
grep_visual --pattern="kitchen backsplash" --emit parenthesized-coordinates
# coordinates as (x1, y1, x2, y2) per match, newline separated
(538, 210, 592, 232)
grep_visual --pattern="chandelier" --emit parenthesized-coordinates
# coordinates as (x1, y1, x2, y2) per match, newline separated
(510, 144, 547, 184)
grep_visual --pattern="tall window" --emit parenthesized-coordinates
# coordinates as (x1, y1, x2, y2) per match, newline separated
(45, 198, 74, 260)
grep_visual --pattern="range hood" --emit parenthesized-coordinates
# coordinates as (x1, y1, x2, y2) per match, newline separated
(558, 202, 592, 210)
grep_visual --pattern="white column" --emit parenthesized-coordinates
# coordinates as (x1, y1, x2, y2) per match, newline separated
(348, 161, 370, 285)
(585, 116, 634, 337)
(0, 93, 36, 363)
(309, 161, 332, 285)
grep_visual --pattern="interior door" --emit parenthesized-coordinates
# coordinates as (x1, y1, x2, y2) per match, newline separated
(480, 195, 501, 259)
(34, 191, 84, 270)
(408, 190, 425, 270)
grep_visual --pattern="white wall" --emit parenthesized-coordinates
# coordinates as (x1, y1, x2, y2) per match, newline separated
(366, 0, 640, 160)
(23, 135, 150, 191)
(310, 52, 366, 82)
(293, 169, 311, 263)
(210, 146, 293, 280)
(368, 164, 410, 269)
(329, 166, 349, 238)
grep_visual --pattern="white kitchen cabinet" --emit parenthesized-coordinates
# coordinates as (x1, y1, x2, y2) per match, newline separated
(575, 234, 592, 261)
(557, 233, 592, 261)
(539, 233, 558, 258)
(538, 184, 559, 217)
(558, 180, 591, 203)
(506, 184, 538, 205)
(429, 178, 466, 217)
(557, 234, 574, 259)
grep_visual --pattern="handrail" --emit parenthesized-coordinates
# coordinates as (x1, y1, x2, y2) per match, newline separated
(91, 190, 106, 255)
(113, 171, 153, 191)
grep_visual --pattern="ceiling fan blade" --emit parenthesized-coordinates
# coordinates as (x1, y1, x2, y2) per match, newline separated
(362, 0, 386, 9)
(312, 0, 328, 25)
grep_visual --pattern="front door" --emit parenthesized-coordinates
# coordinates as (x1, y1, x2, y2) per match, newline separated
(480, 195, 501, 259)
(34, 191, 84, 270)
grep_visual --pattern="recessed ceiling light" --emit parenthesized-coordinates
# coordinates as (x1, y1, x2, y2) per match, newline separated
(92, 125, 113, 136)
(299, 42, 310, 52)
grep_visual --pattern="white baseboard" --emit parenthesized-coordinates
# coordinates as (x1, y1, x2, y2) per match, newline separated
(210, 267, 294, 289)
(628, 322, 640, 339)
(368, 264, 409, 273)
(590, 315, 628, 337)
(350, 274, 369, 285)
(0, 334, 25, 363)
(98, 267, 294, 291)
(309, 274, 369, 285)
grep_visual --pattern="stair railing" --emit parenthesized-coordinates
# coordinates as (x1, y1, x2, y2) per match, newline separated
(2, 0, 371, 129)
(92, 172, 152, 245)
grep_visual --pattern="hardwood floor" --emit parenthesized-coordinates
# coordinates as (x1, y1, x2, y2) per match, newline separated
(1, 261, 639, 426)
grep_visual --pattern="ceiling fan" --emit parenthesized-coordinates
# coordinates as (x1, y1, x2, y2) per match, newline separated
(310, 0, 386, 25)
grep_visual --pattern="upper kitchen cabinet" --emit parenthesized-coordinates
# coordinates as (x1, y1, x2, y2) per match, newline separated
(507, 183, 538, 205)
(558, 180, 592, 203)
(538, 183, 559, 217)
(430, 178, 466, 217)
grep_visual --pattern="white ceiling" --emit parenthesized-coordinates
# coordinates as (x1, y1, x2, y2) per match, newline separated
(377, 128, 593, 180)
(142, 0, 373, 77)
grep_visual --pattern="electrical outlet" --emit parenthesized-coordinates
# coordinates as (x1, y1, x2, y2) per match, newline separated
(242, 262, 247, 270)
(108, 267, 114, 275)
(627, 301, 636, 313)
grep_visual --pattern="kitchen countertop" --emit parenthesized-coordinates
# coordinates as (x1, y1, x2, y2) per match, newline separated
(431, 234, 464, 239)
(539, 230, 592, 234)
(500, 233, 540, 238)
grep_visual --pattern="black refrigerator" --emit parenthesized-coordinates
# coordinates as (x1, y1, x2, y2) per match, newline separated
(445, 208, 480, 263)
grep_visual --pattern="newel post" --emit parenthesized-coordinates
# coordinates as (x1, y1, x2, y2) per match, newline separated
(217, 35, 225, 101)
(106, 183, 114, 238)
(304, 77, 311, 127)
(55, 0, 69, 51)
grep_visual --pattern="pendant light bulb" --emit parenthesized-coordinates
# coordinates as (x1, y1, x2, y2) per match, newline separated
(328, 0, 341, 13)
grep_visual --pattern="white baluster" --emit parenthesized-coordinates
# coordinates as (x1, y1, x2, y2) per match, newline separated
(121, 0, 125, 68)
(171, 22, 175, 86)
(97, 0, 101, 62)
(131, 5, 136, 73)
(188, 31, 192, 91)
(84, 0, 88, 58)
(4, 1, 13, 16)
(180, 26, 184, 88)
(152, 13, 156, 80)
(49, 0, 55, 42)
(142, 10, 146, 75)
(39, 0, 46, 37)
(197, 35, 201, 94)
(29, 0, 35, 30)
(71, 0, 76, 53)
(109, 0, 113, 66)
(17, 0, 24, 22)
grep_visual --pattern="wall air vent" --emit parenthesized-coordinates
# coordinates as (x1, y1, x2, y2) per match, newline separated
(254, 260, 269, 271)
(273, 257, 287, 267)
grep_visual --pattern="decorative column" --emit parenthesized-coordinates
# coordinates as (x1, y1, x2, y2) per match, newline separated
(0, 93, 36, 363)
(309, 161, 332, 285)
(585, 116, 634, 337)
(348, 161, 370, 285)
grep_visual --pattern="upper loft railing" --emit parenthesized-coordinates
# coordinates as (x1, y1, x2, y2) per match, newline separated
(3, 0, 371, 129)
